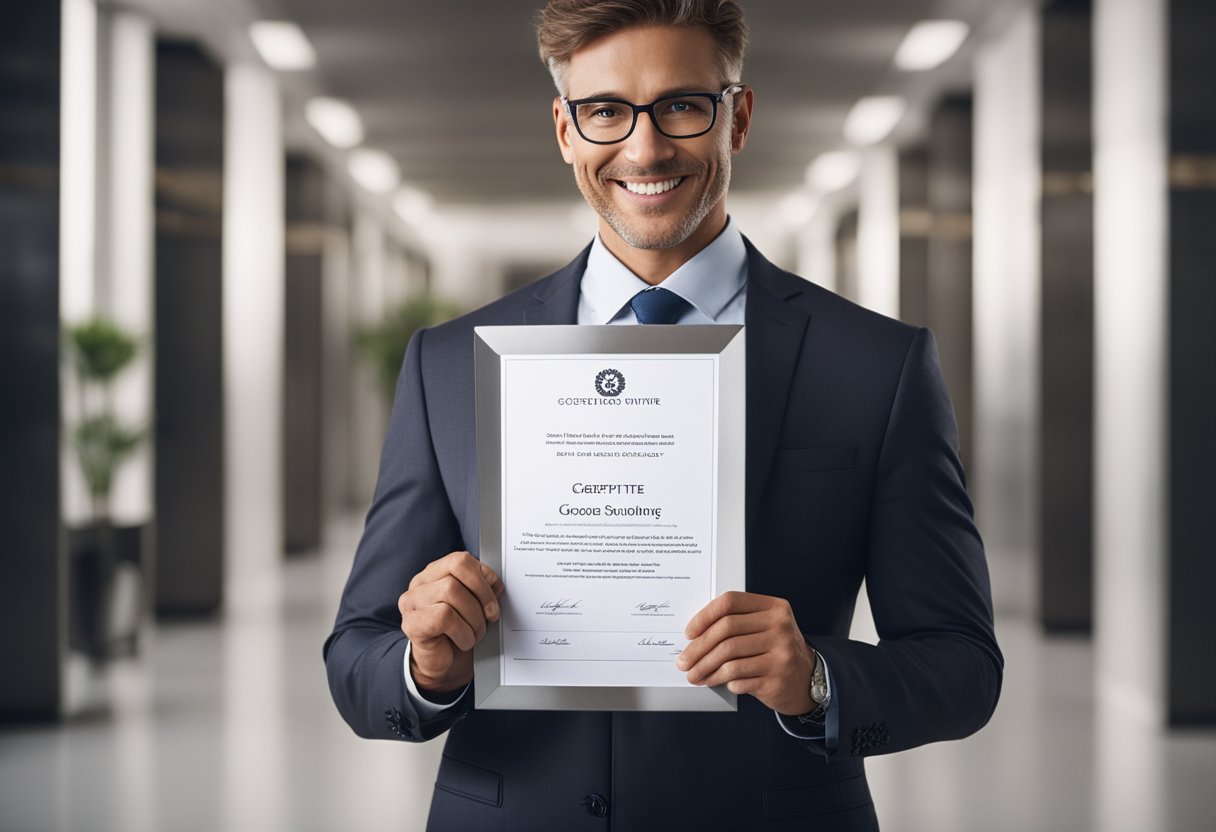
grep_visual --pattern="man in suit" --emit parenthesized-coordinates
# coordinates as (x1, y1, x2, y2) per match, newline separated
(324, 1, 1003, 829)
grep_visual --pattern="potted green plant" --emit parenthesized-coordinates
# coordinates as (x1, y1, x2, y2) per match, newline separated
(355, 294, 462, 401)
(64, 318, 149, 659)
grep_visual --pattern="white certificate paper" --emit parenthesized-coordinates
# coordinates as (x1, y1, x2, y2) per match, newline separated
(474, 324, 743, 711)
(500, 354, 719, 687)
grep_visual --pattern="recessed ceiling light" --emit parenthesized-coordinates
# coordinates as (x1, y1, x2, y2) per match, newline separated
(894, 20, 969, 71)
(249, 21, 316, 71)
(305, 97, 364, 149)
(843, 96, 906, 146)
(348, 148, 400, 194)
(805, 151, 860, 193)
(393, 185, 434, 224)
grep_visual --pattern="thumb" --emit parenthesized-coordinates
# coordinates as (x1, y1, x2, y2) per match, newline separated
(480, 560, 506, 595)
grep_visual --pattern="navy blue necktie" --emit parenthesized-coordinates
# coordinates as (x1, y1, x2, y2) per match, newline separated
(630, 287, 690, 324)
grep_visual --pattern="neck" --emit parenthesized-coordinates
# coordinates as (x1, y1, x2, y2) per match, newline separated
(598, 209, 728, 286)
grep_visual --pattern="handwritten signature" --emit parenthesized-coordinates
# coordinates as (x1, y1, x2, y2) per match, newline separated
(540, 637, 571, 646)
(540, 599, 582, 611)
(637, 637, 675, 647)
(635, 601, 671, 613)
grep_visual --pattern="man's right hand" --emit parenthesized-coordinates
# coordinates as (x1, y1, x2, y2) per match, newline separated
(398, 551, 505, 694)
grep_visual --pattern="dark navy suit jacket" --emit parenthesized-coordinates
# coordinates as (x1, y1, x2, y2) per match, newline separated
(324, 240, 1003, 831)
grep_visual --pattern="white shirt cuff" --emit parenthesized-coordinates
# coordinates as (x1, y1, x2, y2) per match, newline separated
(403, 640, 469, 717)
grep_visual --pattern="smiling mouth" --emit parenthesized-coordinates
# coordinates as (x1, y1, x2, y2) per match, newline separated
(616, 177, 685, 196)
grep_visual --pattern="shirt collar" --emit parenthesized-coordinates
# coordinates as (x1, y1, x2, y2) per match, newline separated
(580, 217, 748, 325)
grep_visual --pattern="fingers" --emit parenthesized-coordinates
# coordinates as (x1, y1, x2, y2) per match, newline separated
(479, 561, 506, 597)
(679, 626, 810, 716)
(684, 591, 777, 639)
(446, 554, 500, 620)
(677, 610, 771, 671)
(400, 552, 507, 655)
(410, 603, 478, 652)
(410, 551, 503, 620)
(695, 655, 769, 689)
(680, 631, 770, 684)
(675, 592, 813, 714)
(410, 576, 489, 643)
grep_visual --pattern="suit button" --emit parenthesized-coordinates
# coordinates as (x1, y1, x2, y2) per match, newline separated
(582, 793, 608, 817)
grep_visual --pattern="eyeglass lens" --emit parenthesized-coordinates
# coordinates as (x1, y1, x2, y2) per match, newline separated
(573, 95, 716, 143)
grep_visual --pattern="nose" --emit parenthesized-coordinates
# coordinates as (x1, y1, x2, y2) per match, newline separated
(621, 110, 677, 168)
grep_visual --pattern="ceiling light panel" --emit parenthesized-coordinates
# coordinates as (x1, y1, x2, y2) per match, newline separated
(249, 21, 316, 71)
(393, 185, 434, 224)
(306, 97, 364, 149)
(894, 20, 969, 71)
(348, 149, 400, 194)
(843, 96, 906, 146)
(805, 151, 860, 193)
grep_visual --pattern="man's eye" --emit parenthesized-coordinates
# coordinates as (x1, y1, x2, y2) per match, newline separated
(583, 104, 623, 120)
(660, 98, 709, 117)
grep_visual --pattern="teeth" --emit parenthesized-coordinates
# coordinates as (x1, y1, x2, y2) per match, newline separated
(622, 177, 683, 195)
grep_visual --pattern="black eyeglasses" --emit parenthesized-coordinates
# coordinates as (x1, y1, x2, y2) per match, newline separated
(562, 84, 744, 145)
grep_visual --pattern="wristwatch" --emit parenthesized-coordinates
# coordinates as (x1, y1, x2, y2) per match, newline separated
(799, 649, 830, 723)
(810, 650, 829, 706)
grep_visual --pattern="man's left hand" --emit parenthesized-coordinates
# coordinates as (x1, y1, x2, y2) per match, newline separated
(678, 591, 816, 716)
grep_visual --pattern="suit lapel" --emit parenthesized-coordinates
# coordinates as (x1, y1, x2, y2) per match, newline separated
(513, 238, 810, 530)
(743, 240, 812, 530)
(522, 244, 589, 325)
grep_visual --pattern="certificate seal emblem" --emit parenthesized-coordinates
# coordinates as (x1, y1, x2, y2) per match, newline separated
(595, 368, 625, 397)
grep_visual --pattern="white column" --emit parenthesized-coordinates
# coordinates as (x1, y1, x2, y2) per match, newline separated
(321, 225, 353, 525)
(856, 146, 900, 318)
(59, 0, 96, 325)
(971, 6, 1041, 615)
(1093, 0, 1168, 724)
(222, 63, 285, 606)
(349, 208, 389, 506)
(59, 0, 98, 527)
(101, 11, 155, 527)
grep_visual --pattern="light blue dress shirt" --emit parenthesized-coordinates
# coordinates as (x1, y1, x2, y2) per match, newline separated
(577, 218, 747, 326)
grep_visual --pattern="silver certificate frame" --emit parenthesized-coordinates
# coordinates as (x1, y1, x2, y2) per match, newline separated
(473, 325, 745, 711)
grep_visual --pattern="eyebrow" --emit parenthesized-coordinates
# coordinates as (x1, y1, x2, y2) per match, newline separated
(570, 85, 717, 101)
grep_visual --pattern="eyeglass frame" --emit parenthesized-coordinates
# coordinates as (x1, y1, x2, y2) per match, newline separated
(561, 84, 745, 145)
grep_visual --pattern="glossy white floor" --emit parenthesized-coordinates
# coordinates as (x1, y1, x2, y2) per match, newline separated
(2, 515, 1214, 832)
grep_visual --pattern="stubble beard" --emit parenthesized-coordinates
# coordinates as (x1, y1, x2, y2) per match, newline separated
(575, 132, 732, 251)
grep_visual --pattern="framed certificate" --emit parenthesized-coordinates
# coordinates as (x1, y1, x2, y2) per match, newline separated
(473, 325, 745, 711)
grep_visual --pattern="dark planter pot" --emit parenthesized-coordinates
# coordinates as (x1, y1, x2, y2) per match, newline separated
(67, 522, 151, 660)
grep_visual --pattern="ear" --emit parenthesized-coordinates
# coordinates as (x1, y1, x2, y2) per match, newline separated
(554, 97, 575, 165)
(730, 86, 754, 154)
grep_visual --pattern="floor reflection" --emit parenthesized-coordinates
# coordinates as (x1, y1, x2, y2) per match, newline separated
(1, 515, 1213, 832)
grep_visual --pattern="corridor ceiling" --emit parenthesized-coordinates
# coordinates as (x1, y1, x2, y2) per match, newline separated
(235, 0, 1013, 206)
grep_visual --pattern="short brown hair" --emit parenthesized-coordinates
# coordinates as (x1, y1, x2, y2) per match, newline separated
(535, 0, 748, 95)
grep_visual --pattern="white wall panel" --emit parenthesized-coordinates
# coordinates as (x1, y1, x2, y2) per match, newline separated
(59, 0, 98, 527)
(857, 147, 900, 318)
(222, 63, 285, 606)
(972, 6, 1041, 615)
(103, 11, 155, 526)
(1093, 0, 1168, 723)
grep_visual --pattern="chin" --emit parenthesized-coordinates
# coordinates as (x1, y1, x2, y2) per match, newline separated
(612, 222, 697, 250)
(601, 199, 705, 251)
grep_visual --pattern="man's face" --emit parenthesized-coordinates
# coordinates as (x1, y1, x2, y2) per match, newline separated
(553, 25, 752, 253)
